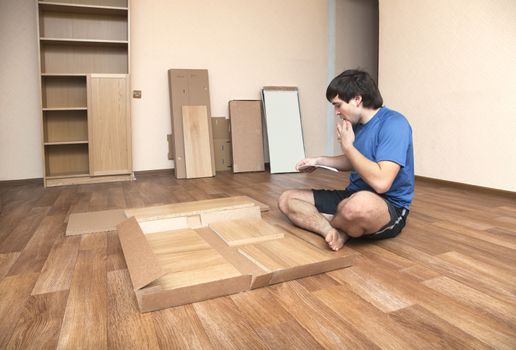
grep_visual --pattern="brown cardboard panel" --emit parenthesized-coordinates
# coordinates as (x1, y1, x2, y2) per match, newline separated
(182, 105, 214, 178)
(137, 274, 252, 313)
(229, 100, 265, 173)
(209, 218, 285, 247)
(66, 209, 126, 236)
(211, 117, 230, 139)
(213, 139, 232, 172)
(168, 69, 189, 178)
(168, 69, 212, 179)
(117, 217, 165, 290)
(124, 196, 268, 222)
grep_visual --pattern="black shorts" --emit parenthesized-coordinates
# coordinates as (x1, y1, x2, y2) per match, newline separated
(312, 189, 409, 240)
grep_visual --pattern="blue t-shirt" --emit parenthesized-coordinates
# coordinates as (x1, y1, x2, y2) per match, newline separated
(346, 106, 414, 209)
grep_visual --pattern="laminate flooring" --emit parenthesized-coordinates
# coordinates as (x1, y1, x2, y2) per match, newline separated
(0, 170, 515, 349)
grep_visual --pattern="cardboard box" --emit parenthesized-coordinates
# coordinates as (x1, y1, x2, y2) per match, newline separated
(118, 197, 354, 312)
(211, 117, 232, 171)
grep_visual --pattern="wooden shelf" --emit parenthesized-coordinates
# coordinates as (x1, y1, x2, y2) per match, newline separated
(39, 1, 128, 15)
(42, 73, 88, 77)
(45, 172, 90, 179)
(43, 107, 87, 111)
(40, 37, 128, 46)
(44, 141, 88, 146)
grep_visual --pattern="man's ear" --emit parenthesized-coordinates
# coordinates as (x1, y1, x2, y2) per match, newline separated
(353, 95, 362, 106)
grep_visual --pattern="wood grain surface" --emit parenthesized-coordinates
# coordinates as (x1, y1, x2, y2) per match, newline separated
(0, 171, 515, 348)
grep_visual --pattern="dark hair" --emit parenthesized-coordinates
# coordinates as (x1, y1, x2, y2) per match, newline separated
(326, 69, 383, 109)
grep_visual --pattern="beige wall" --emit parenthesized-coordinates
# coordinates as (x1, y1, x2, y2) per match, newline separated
(130, 0, 329, 171)
(332, 0, 378, 154)
(379, 0, 516, 191)
(0, 0, 42, 181)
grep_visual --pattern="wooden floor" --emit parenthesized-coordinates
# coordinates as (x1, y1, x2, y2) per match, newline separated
(0, 170, 515, 349)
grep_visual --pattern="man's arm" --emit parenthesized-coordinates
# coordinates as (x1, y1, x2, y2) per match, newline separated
(337, 120, 400, 193)
(296, 154, 352, 172)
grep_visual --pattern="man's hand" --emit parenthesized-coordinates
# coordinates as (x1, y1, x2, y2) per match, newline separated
(336, 120, 355, 152)
(295, 158, 318, 173)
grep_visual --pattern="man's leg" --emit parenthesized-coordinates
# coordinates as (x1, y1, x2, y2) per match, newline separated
(326, 191, 391, 249)
(278, 189, 348, 250)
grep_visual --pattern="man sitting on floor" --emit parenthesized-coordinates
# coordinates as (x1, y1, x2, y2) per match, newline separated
(278, 69, 414, 251)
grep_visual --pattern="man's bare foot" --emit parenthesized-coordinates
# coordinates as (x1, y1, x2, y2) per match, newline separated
(325, 228, 348, 251)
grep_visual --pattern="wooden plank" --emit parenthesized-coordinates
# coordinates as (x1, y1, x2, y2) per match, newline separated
(124, 195, 265, 222)
(256, 320, 324, 349)
(193, 297, 268, 349)
(107, 269, 160, 349)
(152, 305, 214, 349)
(5, 291, 69, 350)
(182, 105, 214, 178)
(7, 214, 66, 276)
(32, 235, 81, 295)
(209, 218, 285, 247)
(106, 230, 127, 271)
(228, 100, 265, 173)
(267, 281, 379, 349)
(389, 305, 492, 350)
(0, 273, 39, 348)
(57, 249, 107, 350)
(238, 236, 341, 272)
(0, 252, 20, 279)
(146, 228, 243, 290)
(199, 205, 261, 227)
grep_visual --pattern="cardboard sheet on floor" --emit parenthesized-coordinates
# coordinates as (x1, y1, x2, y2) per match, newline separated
(117, 202, 354, 313)
(66, 209, 126, 236)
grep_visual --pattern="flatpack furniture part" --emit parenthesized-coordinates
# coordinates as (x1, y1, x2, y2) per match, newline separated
(262, 87, 306, 174)
(211, 117, 232, 171)
(182, 106, 215, 178)
(168, 69, 213, 179)
(228, 100, 265, 173)
(65, 195, 269, 236)
(117, 200, 354, 313)
(37, 0, 133, 187)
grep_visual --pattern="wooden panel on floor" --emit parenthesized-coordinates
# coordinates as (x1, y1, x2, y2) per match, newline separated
(124, 195, 267, 222)
(146, 229, 243, 290)
(32, 235, 81, 295)
(5, 291, 69, 350)
(209, 218, 285, 246)
(182, 105, 214, 178)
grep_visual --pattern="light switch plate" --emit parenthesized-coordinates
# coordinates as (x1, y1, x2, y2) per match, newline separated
(133, 90, 142, 98)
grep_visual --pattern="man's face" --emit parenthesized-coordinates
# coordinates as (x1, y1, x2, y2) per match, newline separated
(331, 95, 361, 124)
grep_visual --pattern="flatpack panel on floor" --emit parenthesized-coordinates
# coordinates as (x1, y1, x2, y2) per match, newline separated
(116, 196, 354, 312)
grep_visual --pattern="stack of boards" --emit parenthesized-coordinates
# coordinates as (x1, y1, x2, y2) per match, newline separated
(113, 196, 354, 312)
(168, 69, 307, 178)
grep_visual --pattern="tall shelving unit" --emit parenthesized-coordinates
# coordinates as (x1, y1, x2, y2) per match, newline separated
(37, 0, 133, 187)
